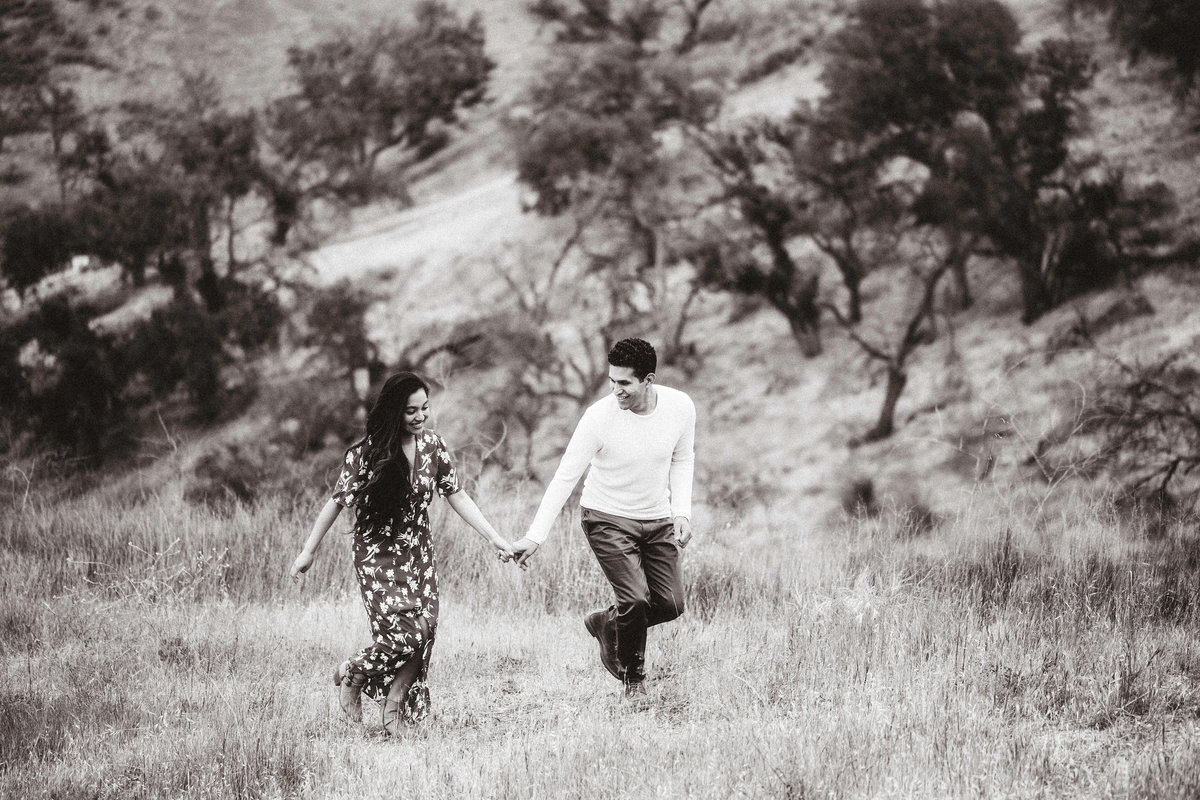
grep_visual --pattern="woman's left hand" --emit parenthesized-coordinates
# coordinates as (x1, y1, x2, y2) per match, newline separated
(493, 537, 515, 563)
(290, 551, 314, 580)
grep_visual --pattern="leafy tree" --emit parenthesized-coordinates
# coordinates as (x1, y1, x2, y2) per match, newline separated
(126, 296, 233, 423)
(0, 205, 77, 297)
(690, 125, 825, 356)
(118, 72, 264, 305)
(0, 0, 107, 205)
(792, 0, 1169, 330)
(1035, 164, 1178, 299)
(513, 0, 722, 370)
(689, 0, 1171, 440)
(267, 0, 493, 204)
(827, 226, 979, 442)
(18, 296, 130, 462)
(76, 161, 189, 287)
(301, 281, 383, 403)
(1071, 0, 1200, 99)
(818, 0, 1042, 316)
(528, 0, 724, 54)
(0, 0, 95, 149)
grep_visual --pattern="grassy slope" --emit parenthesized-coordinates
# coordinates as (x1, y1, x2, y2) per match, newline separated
(2, 477, 1198, 798)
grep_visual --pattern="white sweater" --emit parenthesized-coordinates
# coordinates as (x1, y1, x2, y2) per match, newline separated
(525, 385, 696, 545)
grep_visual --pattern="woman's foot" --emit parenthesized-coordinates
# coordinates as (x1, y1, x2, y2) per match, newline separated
(381, 698, 404, 736)
(333, 661, 365, 723)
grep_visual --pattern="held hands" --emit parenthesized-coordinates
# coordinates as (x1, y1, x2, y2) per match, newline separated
(492, 535, 515, 564)
(673, 516, 693, 549)
(509, 536, 540, 570)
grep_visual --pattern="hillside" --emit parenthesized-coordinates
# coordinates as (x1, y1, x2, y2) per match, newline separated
(294, 0, 1200, 532)
(15, 0, 1200, 527)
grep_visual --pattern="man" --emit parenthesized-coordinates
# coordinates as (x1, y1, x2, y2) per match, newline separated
(510, 338, 696, 698)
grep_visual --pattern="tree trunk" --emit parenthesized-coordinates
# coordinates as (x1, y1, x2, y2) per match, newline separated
(951, 260, 972, 310)
(844, 272, 863, 324)
(863, 365, 907, 442)
(785, 272, 822, 357)
(1017, 259, 1054, 324)
(1016, 235, 1056, 323)
(786, 311, 822, 358)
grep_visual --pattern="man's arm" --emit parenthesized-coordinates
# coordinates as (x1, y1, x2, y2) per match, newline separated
(669, 394, 696, 547)
(511, 407, 603, 565)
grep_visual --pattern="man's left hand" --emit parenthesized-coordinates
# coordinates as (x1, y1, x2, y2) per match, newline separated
(672, 516, 693, 549)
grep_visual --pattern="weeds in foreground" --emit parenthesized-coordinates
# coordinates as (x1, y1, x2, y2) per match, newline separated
(1, 483, 1198, 798)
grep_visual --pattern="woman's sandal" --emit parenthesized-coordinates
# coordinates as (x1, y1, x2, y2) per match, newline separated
(381, 698, 404, 736)
(333, 661, 365, 723)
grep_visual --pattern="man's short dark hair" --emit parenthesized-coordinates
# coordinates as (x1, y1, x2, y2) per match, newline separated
(608, 338, 657, 380)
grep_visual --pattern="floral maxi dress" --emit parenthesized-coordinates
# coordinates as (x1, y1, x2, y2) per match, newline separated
(332, 431, 461, 722)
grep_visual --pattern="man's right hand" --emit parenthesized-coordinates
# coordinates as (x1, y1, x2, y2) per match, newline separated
(510, 537, 540, 570)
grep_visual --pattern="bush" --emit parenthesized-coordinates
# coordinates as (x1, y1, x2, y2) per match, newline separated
(1078, 351, 1200, 505)
(219, 279, 285, 353)
(267, 380, 360, 456)
(1042, 168, 1177, 301)
(17, 298, 131, 463)
(1071, 0, 1200, 98)
(126, 298, 232, 423)
(0, 206, 77, 297)
(838, 476, 879, 518)
(185, 442, 267, 511)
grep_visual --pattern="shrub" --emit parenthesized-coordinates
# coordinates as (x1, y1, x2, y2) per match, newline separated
(267, 379, 361, 456)
(0, 205, 77, 297)
(1071, 0, 1200, 99)
(1073, 351, 1200, 506)
(838, 476, 878, 518)
(219, 279, 285, 353)
(185, 442, 267, 510)
(17, 298, 131, 463)
(126, 298, 232, 423)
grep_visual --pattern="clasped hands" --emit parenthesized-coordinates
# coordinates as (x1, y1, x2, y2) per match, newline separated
(491, 536, 536, 570)
(499, 516, 693, 571)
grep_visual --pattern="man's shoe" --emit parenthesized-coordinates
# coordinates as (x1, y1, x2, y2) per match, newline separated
(584, 611, 622, 681)
(623, 678, 649, 708)
(334, 662, 365, 723)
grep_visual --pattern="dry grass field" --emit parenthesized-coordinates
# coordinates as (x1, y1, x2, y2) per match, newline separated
(2, 470, 1198, 798)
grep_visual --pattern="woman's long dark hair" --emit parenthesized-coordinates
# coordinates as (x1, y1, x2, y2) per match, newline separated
(352, 372, 429, 531)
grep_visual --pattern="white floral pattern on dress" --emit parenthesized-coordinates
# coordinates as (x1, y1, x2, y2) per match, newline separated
(331, 431, 460, 720)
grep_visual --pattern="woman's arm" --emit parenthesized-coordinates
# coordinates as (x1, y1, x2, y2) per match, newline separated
(445, 490, 513, 559)
(291, 497, 344, 580)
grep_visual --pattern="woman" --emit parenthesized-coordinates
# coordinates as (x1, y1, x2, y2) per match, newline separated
(290, 372, 513, 735)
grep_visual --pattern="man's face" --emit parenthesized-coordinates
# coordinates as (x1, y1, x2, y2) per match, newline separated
(609, 365, 653, 412)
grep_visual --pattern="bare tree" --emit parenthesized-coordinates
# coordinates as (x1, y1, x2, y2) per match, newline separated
(825, 230, 978, 442)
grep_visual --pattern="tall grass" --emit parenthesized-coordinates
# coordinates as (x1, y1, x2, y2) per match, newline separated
(2, 476, 1199, 798)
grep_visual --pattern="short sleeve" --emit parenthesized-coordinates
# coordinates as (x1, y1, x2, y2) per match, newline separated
(332, 444, 366, 507)
(433, 435, 460, 497)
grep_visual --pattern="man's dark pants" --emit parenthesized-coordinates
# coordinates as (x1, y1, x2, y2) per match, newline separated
(581, 507, 685, 683)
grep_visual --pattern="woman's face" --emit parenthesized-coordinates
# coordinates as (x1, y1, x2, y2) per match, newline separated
(402, 388, 430, 437)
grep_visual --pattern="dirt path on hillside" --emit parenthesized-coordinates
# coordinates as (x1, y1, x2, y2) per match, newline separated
(308, 172, 528, 285)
